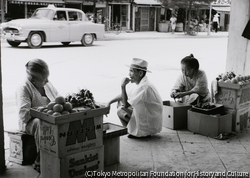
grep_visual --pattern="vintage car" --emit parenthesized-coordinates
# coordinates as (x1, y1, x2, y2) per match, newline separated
(1, 5, 105, 48)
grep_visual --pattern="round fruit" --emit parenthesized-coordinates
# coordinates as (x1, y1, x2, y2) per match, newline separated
(63, 102, 73, 111)
(37, 106, 47, 112)
(225, 79, 231, 83)
(62, 111, 70, 115)
(43, 109, 49, 113)
(236, 76, 241, 81)
(222, 74, 228, 81)
(47, 110, 54, 115)
(218, 79, 224, 82)
(52, 112, 61, 116)
(70, 109, 78, 113)
(231, 78, 238, 84)
(47, 102, 56, 110)
(55, 96, 65, 104)
(53, 104, 64, 112)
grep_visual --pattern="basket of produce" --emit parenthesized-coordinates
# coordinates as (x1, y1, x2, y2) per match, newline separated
(191, 102, 224, 115)
(30, 88, 109, 124)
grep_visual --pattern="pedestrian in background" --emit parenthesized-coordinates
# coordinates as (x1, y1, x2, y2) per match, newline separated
(170, 15, 177, 34)
(212, 13, 220, 33)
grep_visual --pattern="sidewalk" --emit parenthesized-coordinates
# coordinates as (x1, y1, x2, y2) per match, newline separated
(103, 31, 229, 41)
(2, 30, 250, 178)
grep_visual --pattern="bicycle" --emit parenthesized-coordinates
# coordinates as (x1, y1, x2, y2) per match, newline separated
(104, 17, 121, 35)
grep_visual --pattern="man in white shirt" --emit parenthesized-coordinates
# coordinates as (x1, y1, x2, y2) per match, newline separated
(108, 58, 163, 138)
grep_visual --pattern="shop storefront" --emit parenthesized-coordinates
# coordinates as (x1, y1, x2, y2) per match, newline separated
(132, 0, 161, 32)
(6, 0, 64, 20)
(107, 0, 131, 31)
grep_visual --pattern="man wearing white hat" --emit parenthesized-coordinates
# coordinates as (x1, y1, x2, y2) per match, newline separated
(108, 58, 163, 138)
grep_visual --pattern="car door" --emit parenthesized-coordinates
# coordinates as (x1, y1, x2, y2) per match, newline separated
(49, 10, 70, 42)
(68, 11, 84, 41)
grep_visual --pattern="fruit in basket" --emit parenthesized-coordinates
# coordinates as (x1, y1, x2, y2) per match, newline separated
(70, 109, 78, 113)
(53, 104, 64, 112)
(62, 111, 70, 115)
(52, 112, 61, 116)
(222, 74, 228, 81)
(235, 76, 241, 82)
(55, 96, 65, 104)
(65, 89, 100, 109)
(47, 110, 54, 115)
(37, 106, 47, 112)
(47, 101, 56, 110)
(63, 102, 72, 111)
(231, 78, 238, 84)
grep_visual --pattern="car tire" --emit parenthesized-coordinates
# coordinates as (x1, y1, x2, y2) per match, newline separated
(81, 33, 94, 46)
(62, 42, 70, 46)
(27, 32, 43, 49)
(7, 40, 21, 47)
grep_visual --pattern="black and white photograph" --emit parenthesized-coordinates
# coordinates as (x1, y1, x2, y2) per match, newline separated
(0, 0, 250, 177)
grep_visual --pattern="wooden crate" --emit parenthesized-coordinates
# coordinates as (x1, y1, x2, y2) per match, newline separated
(188, 109, 232, 138)
(30, 106, 109, 157)
(41, 146, 104, 178)
(225, 107, 250, 132)
(7, 131, 37, 165)
(162, 101, 191, 130)
(103, 123, 127, 167)
(215, 82, 250, 109)
(39, 115, 103, 158)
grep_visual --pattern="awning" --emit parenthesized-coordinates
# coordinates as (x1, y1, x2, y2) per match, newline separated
(9, 0, 64, 5)
(134, 0, 162, 6)
(212, 6, 230, 12)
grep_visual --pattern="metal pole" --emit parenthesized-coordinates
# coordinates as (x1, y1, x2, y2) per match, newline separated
(0, 33, 6, 173)
(208, 2, 212, 36)
(1, 0, 5, 23)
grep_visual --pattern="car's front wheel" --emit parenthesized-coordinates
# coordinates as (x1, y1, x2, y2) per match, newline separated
(7, 40, 21, 47)
(27, 32, 43, 49)
(81, 33, 94, 46)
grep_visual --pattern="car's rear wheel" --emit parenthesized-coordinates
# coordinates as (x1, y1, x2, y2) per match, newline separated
(7, 40, 21, 47)
(81, 33, 94, 46)
(62, 42, 70, 46)
(27, 32, 43, 49)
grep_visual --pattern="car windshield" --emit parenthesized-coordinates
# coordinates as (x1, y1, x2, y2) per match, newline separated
(31, 9, 54, 20)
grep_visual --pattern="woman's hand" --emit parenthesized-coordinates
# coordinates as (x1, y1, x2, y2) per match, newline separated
(174, 92, 186, 98)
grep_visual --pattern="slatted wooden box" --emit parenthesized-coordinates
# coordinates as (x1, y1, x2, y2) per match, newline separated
(30, 106, 109, 158)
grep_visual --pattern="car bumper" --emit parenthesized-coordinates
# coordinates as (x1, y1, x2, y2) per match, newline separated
(1, 33, 26, 41)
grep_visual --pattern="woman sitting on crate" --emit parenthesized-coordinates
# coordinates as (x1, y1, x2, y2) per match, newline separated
(16, 59, 58, 172)
(170, 54, 210, 105)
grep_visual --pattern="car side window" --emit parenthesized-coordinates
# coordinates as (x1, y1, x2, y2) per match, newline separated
(77, 12, 82, 21)
(54, 11, 67, 21)
(68, 11, 79, 21)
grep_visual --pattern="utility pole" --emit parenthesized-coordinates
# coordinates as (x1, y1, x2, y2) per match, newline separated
(0, 37, 6, 173)
(208, 2, 212, 36)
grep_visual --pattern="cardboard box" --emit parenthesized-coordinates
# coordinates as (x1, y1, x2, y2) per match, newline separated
(162, 101, 191, 130)
(103, 123, 127, 167)
(41, 146, 104, 178)
(225, 107, 250, 132)
(215, 82, 250, 109)
(40, 116, 103, 158)
(7, 131, 37, 165)
(188, 109, 232, 138)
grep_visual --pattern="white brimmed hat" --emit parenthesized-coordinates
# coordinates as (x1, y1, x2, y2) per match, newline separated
(126, 58, 151, 73)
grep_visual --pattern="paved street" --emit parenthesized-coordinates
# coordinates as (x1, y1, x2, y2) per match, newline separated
(1, 32, 250, 177)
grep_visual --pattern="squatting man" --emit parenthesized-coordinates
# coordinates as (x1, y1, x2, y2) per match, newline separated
(107, 58, 163, 138)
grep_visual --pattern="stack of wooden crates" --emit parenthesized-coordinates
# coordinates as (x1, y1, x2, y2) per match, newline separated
(30, 106, 109, 178)
(214, 82, 250, 132)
